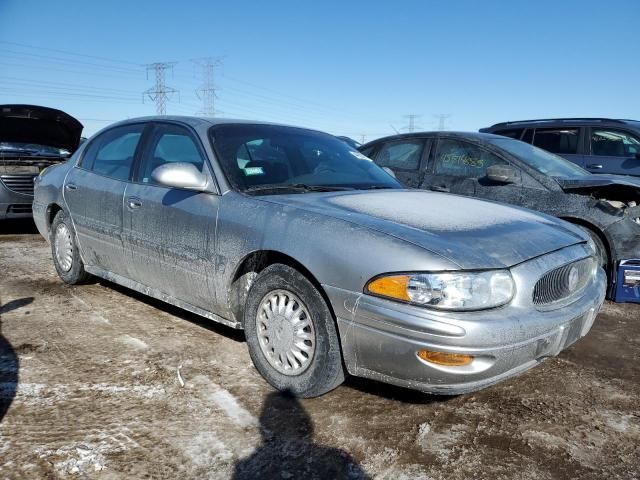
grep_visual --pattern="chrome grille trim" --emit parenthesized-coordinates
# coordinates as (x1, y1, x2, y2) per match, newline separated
(0, 174, 36, 195)
(533, 257, 595, 306)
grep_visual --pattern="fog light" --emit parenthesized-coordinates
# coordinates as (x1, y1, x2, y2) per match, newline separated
(417, 350, 474, 366)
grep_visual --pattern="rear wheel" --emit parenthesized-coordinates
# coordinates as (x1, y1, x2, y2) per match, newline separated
(50, 210, 91, 284)
(244, 264, 344, 398)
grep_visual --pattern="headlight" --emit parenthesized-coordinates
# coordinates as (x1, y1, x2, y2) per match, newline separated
(365, 271, 515, 311)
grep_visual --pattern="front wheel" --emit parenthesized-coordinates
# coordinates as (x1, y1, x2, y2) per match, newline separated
(244, 264, 345, 398)
(50, 210, 91, 284)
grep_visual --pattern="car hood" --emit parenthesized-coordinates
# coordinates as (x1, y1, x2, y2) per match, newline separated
(259, 190, 587, 269)
(0, 104, 83, 153)
(556, 174, 640, 191)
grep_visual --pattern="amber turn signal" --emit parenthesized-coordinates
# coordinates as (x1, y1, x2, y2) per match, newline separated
(417, 350, 474, 367)
(366, 275, 411, 301)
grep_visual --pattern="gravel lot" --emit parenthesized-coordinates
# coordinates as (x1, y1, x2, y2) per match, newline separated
(1, 219, 639, 479)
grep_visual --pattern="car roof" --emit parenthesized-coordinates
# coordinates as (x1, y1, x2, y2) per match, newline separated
(103, 115, 322, 132)
(360, 131, 504, 149)
(482, 118, 640, 131)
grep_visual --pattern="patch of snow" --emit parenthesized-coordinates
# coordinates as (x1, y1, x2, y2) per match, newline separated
(330, 191, 546, 232)
(120, 335, 149, 350)
(208, 387, 258, 428)
(416, 422, 470, 461)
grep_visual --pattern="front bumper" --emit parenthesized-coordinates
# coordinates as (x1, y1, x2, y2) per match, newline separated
(325, 244, 607, 395)
(0, 175, 35, 219)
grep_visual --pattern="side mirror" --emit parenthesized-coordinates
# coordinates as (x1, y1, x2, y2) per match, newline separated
(486, 165, 520, 184)
(382, 167, 397, 178)
(151, 162, 211, 191)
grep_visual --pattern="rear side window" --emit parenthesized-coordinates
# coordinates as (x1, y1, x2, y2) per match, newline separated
(434, 139, 507, 177)
(82, 125, 144, 181)
(376, 140, 424, 170)
(137, 124, 206, 184)
(532, 128, 579, 154)
(591, 129, 640, 157)
(493, 128, 524, 140)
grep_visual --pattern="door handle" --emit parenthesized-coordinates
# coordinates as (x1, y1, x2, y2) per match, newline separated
(587, 164, 603, 169)
(431, 185, 450, 193)
(65, 183, 78, 191)
(127, 197, 142, 209)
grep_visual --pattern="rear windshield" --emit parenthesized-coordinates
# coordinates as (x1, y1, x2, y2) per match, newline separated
(210, 124, 400, 193)
(489, 137, 588, 177)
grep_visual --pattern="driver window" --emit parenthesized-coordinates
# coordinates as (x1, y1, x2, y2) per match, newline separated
(138, 124, 205, 184)
(435, 139, 507, 178)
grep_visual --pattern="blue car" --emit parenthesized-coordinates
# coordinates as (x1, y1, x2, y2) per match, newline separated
(481, 118, 640, 177)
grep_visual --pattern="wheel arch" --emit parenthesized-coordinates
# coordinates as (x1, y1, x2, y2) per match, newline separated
(228, 249, 336, 329)
(559, 216, 614, 274)
(45, 203, 64, 236)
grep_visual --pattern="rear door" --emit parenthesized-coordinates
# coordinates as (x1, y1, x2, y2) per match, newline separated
(121, 122, 219, 310)
(64, 123, 146, 276)
(586, 128, 640, 176)
(371, 138, 430, 187)
(531, 127, 586, 167)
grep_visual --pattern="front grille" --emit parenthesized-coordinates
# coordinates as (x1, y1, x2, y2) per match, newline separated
(533, 257, 596, 305)
(0, 174, 36, 195)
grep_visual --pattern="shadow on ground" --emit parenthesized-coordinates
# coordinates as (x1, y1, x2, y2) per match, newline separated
(232, 390, 370, 479)
(0, 297, 32, 422)
(0, 219, 38, 235)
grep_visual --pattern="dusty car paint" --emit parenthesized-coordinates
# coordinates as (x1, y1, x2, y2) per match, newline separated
(361, 131, 640, 303)
(33, 117, 606, 395)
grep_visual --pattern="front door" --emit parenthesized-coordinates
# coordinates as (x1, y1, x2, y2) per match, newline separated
(422, 137, 523, 203)
(586, 128, 640, 176)
(64, 124, 146, 276)
(121, 122, 219, 310)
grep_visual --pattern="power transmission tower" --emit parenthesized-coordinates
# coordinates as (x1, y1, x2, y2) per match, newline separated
(192, 57, 223, 116)
(433, 113, 451, 131)
(402, 114, 422, 133)
(143, 62, 178, 115)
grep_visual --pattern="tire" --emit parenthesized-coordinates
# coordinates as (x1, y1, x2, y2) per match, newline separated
(244, 264, 345, 398)
(50, 210, 91, 285)
(577, 225, 609, 270)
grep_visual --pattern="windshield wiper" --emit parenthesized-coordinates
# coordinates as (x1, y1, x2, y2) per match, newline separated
(358, 185, 396, 190)
(245, 183, 355, 194)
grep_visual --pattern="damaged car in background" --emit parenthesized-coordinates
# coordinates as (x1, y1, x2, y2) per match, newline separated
(34, 117, 605, 397)
(0, 104, 83, 219)
(360, 132, 640, 304)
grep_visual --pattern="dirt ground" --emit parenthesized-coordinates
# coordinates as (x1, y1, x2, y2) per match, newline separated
(1, 219, 639, 480)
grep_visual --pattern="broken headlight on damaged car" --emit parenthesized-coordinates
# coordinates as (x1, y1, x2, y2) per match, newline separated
(366, 271, 515, 310)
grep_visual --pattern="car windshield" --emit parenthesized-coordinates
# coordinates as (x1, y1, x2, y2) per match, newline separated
(488, 137, 589, 177)
(210, 124, 401, 193)
(0, 141, 70, 157)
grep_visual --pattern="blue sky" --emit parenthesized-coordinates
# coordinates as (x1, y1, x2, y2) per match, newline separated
(1, 0, 638, 140)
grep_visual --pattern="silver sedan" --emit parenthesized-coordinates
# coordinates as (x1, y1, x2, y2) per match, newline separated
(33, 117, 606, 397)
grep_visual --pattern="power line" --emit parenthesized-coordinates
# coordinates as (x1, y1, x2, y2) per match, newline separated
(433, 113, 451, 131)
(192, 57, 222, 116)
(402, 114, 422, 133)
(143, 62, 179, 115)
(0, 40, 142, 66)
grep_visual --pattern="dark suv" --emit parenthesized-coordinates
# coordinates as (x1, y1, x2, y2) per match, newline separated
(481, 118, 640, 176)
